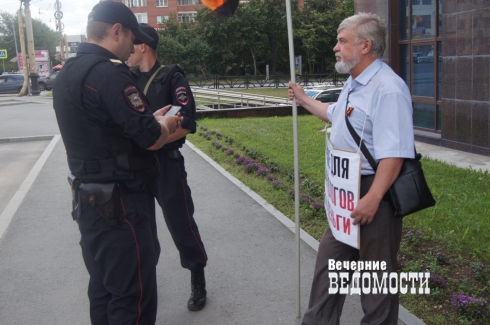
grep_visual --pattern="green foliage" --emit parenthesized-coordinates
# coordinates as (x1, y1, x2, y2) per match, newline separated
(153, 0, 350, 75)
(0, 12, 59, 72)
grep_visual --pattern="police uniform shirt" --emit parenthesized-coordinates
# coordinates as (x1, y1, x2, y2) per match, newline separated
(79, 43, 161, 150)
(327, 59, 415, 175)
(138, 60, 197, 149)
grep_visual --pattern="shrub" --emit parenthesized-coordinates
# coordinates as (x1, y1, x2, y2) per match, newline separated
(272, 180, 283, 188)
(236, 156, 250, 166)
(451, 294, 490, 320)
(243, 162, 260, 173)
(429, 273, 447, 289)
(212, 141, 222, 149)
(311, 201, 323, 211)
(266, 174, 275, 182)
(256, 167, 269, 177)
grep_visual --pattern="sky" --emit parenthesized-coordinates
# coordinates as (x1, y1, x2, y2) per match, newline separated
(0, 0, 101, 35)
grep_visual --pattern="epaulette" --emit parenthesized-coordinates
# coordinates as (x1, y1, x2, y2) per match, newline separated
(110, 59, 123, 65)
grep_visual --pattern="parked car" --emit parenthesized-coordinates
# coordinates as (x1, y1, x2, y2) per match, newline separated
(412, 52, 426, 63)
(0, 74, 24, 94)
(304, 86, 343, 103)
(38, 73, 58, 91)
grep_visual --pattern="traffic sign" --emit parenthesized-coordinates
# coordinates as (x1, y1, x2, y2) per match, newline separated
(0, 49, 7, 59)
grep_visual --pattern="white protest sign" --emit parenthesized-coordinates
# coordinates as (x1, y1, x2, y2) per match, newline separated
(325, 138, 362, 249)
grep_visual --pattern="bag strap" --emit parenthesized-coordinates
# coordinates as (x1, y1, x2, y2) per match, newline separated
(345, 115, 378, 172)
(345, 114, 420, 175)
(143, 65, 165, 96)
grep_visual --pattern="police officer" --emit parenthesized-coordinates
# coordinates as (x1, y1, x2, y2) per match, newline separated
(127, 24, 208, 311)
(52, 2, 182, 324)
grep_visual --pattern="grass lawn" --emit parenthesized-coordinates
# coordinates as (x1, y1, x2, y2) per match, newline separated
(188, 88, 490, 324)
(230, 88, 289, 98)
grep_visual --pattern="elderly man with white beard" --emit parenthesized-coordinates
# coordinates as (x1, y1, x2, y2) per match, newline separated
(288, 13, 415, 325)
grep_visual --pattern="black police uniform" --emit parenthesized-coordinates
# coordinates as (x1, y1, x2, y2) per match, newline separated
(131, 61, 208, 272)
(53, 43, 161, 325)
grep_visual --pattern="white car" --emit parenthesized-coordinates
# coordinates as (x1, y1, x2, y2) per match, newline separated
(304, 86, 343, 103)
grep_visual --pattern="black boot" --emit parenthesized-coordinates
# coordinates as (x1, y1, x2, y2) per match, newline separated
(188, 268, 207, 311)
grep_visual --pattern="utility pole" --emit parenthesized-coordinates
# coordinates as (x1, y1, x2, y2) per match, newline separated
(17, 9, 28, 96)
(12, 19, 20, 72)
(54, 0, 66, 63)
(21, 0, 40, 96)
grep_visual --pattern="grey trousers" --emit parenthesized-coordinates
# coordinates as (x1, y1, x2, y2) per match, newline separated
(302, 176, 403, 325)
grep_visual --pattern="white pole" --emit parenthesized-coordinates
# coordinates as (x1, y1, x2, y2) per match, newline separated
(285, 0, 301, 318)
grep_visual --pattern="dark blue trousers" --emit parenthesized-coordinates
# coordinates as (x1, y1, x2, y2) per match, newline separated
(150, 148, 207, 272)
(75, 187, 159, 325)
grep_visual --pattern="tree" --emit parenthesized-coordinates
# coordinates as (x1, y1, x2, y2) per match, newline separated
(0, 12, 59, 72)
(294, 0, 354, 73)
(294, 10, 328, 73)
(238, 1, 267, 76)
(184, 38, 211, 77)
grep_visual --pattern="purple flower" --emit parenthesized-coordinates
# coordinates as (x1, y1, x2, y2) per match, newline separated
(225, 149, 234, 155)
(243, 162, 260, 173)
(451, 294, 490, 319)
(266, 174, 275, 182)
(212, 141, 222, 149)
(256, 167, 269, 177)
(236, 156, 250, 165)
(428, 273, 447, 289)
(301, 194, 313, 202)
(288, 189, 295, 196)
(272, 180, 283, 188)
(210, 130, 217, 134)
(312, 202, 323, 211)
(205, 134, 212, 140)
(200, 126, 208, 131)
(216, 132, 223, 138)
(221, 146, 228, 152)
(435, 251, 449, 265)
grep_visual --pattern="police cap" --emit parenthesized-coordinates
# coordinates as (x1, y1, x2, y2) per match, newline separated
(88, 1, 153, 45)
(138, 23, 159, 50)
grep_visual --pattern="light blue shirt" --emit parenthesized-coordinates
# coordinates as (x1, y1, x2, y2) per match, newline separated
(327, 59, 415, 175)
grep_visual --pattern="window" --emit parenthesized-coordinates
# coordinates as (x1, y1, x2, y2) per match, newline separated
(126, 0, 147, 7)
(177, 0, 201, 5)
(396, 0, 442, 131)
(157, 15, 169, 24)
(135, 13, 148, 23)
(156, 0, 168, 7)
(177, 12, 197, 23)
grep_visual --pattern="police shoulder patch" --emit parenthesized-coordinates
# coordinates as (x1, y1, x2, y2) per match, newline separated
(124, 86, 146, 113)
(175, 86, 190, 106)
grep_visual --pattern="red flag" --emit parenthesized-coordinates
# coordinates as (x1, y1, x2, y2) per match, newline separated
(201, 0, 239, 18)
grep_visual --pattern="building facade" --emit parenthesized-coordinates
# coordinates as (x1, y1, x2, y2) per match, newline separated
(356, 0, 490, 156)
(113, 0, 211, 26)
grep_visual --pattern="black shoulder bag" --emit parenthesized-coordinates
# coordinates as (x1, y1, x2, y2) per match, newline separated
(344, 115, 436, 218)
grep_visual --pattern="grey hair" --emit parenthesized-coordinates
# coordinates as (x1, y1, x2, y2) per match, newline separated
(337, 12, 386, 58)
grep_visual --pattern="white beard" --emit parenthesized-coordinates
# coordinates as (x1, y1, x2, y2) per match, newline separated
(335, 51, 361, 74)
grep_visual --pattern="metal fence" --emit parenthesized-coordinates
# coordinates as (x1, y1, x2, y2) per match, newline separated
(186, 72, 349, 89)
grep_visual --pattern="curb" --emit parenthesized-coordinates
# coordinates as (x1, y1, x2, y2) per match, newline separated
(185, 140, 426, 325)
(0, 135, 55, 143)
